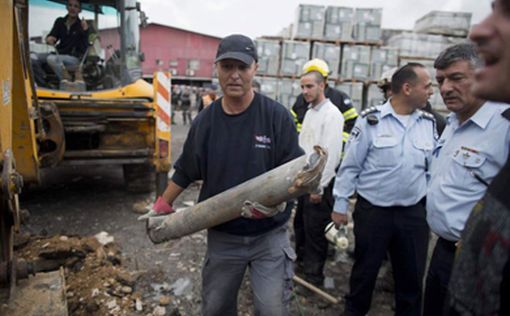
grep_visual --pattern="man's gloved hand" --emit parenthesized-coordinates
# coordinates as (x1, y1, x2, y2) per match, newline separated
(241, 201, 287, 219)
(137, 196, 175, 221)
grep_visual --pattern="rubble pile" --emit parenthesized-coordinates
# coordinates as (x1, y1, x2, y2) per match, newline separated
(16, 234, 179, 316)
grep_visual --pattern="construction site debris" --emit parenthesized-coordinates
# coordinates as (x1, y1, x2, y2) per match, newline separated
(95, 231, 115, 246)
(15, 234, 164, 315)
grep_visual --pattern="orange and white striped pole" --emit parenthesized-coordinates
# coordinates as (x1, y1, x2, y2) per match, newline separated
(153, 71, 172, 169)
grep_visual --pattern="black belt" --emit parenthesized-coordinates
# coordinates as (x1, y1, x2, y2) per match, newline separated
(357, 195, 426, 208)
(438, 237, 457, 252)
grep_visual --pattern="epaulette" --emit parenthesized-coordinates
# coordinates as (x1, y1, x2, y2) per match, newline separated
(502, 108, 510, 121)
(360, 106, 379, 117)
(419, 110, 436, 121)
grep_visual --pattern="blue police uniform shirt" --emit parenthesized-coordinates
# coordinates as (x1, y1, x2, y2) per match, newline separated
(426, 102, 510, 241)
(333, 100, 436, 213)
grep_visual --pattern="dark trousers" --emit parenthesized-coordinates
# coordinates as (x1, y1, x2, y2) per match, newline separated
(424, 237, 457, 316)
(345, 196, 429, 316)
(293, 181, 334, 285)
(181, 106, 192, 124)
(30, 53, 49, 87)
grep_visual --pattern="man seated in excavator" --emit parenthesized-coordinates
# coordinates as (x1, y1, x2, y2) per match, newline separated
(32, 0, 98, 90)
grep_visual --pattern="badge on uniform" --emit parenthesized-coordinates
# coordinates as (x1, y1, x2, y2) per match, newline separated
(367, 115, 379, 126)
(350, 127, 361, 140)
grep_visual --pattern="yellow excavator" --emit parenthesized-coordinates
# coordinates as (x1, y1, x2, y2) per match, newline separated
(20, 0, 172, 194)
(1, 0, 171, 313)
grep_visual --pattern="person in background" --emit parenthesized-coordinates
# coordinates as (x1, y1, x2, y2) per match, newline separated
(332, 63, 436, 316)
(448, 1, 510, 315)
(170, 85, 179, 125)
(45, 0, 90, 83)
(294, 63, 344, 287)
(377, 67, 397, 102)
(180, 87, 192, 125)
(291, 59, 358, 145)
(198, 85, 218, 112)
(424, 42, 510, 316)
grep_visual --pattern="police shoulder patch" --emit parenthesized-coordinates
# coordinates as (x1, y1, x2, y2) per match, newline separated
(350, 126, 361, 139)
(502, 108, 510, 121)
(419, 110, 436, 121)
(360, 106, 379, 118)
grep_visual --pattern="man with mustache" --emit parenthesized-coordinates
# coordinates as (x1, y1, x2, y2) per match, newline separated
(424, 43, 510, 316)
(447, 1, 510, 315)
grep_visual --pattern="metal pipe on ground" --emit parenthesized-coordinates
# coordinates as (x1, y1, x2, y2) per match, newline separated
(146, 146, 327, 243)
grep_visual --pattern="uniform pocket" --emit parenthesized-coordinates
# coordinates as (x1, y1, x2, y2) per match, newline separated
(452, 150, 486, 168)
(372, 136, 400, 167)
(451, 148, 486, 185)
(412, 138, 434, 169)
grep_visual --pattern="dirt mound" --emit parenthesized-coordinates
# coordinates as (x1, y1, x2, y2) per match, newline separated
(16, 234, 176, 316)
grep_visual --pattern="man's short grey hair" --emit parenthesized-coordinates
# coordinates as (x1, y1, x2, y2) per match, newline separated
(434, 43, 483, 70)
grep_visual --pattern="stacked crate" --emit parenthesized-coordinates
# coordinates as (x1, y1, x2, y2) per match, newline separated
(370, 47, 399, 81)
(250, 7, 473, 114)
(430, 86, 447, 113)
(414, 11, 472, 37)
(341, 45, 371, 81)
(366, 84, 385, 108)
(388, 32, 466, 59)
(399, 56, 437, 83)
(335, 82, 364, 113)
(278, 79, 302, 110)
(293, 4, 326, 39)
(256, 77, 279, 100)
(323, 6, 354, 41)
(311, 42, 341, 79)
(280, 40, 311, 76)
(255, 39, 281, 76)
(352, 8, 382, 42)
(387, 10, 471, 114)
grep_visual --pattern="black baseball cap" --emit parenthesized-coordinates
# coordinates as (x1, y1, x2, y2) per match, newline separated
(215, 34, 258, 65)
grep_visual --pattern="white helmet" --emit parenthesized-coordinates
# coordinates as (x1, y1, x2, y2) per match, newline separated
(377, 67, 398, 88)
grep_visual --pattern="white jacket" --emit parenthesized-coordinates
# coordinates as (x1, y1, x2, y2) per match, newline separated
(299, 98, 344, 192)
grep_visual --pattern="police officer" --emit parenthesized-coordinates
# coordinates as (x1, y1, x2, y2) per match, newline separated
(448, 2, 510, 314)
(379, 67, 446, 136)
(332, 63, 436, 316)
(424, 43, 510, 315)
(291, 59, 358, 144)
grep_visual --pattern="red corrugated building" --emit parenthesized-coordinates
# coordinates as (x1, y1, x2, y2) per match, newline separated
(99, 23, 221, 82)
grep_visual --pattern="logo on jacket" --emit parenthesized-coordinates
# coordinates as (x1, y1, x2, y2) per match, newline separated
(254, 135, 271, 149)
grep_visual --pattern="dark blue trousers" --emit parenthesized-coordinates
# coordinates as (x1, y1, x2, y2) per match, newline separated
(424, 237, 457, 316)
(345, 196, 429, 316)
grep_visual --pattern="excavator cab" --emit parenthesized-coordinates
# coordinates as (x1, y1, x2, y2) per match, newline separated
(17, 0, 172, 194)
(30, 0, 143, 91)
